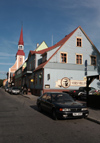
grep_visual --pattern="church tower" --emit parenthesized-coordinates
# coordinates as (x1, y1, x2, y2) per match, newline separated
(16, 27, 25, 69)
(8, 27, 25, 84)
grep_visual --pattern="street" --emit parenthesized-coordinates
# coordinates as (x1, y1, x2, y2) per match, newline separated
(0, 88, 100, 143)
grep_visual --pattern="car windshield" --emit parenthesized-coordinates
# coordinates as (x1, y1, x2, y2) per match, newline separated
(12, 87, 19, 90)
(52, 93, 74, 102)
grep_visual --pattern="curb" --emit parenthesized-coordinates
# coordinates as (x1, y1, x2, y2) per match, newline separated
(86, 116, 100, 124)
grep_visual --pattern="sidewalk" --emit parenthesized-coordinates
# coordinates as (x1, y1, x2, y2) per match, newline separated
(22, 94, 100, 124)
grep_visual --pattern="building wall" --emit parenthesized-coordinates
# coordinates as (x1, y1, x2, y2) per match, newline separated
(17, 55, 25, 69)
(27, 54, 35, 71)
(44, 67, 99, 90)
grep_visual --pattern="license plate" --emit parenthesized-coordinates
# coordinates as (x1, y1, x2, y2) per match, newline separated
(73, 113, 83, 116)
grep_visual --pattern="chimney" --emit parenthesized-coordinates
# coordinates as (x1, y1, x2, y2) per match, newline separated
(37, 43, 39, 48)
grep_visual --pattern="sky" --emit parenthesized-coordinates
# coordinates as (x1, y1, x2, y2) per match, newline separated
(0, 0, 100, 79)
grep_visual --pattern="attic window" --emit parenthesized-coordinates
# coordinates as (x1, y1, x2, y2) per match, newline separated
(42, 53, 47, 63)
(77, 37, 82, 47)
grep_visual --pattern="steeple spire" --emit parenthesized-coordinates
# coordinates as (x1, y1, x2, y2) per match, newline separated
(18, 27, 24, 46)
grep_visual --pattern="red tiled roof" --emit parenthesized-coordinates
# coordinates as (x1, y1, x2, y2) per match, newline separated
(16, 50, 25, 56)
(36, 26, 79, 55)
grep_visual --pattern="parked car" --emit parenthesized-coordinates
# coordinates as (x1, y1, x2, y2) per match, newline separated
(11, 87, 20, 95)
(5, 87, 9, 92)
(8, 87, 12, 94)
(79, 89, 98, 100)
(37, 92, 89, 120)
(68, 87, 97, 99)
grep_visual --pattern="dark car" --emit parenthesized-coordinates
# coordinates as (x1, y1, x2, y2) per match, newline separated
(11, 87, 20, 95)
(5, 87, 9, 92)
(79, 88, 98, 100)
(37, 92, 89, 120)
(8, 87, 12, 94)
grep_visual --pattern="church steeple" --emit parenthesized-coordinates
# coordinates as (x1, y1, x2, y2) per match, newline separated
(16, 27, 25, 68)
(18, 27, 24, 45)
(18, 27, 24, 50)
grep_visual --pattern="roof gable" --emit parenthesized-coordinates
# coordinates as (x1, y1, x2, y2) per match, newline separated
(35, 41, 48, 51)
(36, 26, 79, 55)
(34, 26, 100, 72)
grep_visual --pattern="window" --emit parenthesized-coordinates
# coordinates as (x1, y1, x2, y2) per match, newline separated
(76, 54, 82, 64)
(42, 53, 47, 63)
(91, 56, 96, 66)
(42, 94, 47, 100)
(77, 37, 82, 47)
(39, 73, 42, 84)
(20, 58, 22, 62)
(46, 94, 51, 102)
(47, 74, 50, 80)
(19, 46, 23, 49)
(60, 52, 67, 63)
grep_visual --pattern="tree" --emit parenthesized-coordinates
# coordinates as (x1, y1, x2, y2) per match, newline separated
(0, 79, 4, 87)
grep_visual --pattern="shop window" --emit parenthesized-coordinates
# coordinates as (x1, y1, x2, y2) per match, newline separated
(60, 52, 67, 63)
(76, 54, 82, 64)
(91, 55, 96, 66)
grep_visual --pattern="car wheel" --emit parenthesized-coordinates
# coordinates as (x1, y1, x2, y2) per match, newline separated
(52, 109, 57, 120)
(84, 114, 88, 119)
(38, 104, 42, 112)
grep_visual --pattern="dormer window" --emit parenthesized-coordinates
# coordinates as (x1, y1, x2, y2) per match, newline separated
(60, 52, 67, 63)
(42, 53, 47, 63)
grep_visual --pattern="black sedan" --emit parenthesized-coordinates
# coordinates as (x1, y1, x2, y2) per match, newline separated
(37, 92, 89, 120)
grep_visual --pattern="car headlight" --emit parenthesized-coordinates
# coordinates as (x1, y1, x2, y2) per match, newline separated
(81, 108, 88, 111)
(59, 108, 71, 111)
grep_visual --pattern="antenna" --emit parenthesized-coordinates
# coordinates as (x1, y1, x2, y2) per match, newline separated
(21, 21, 23, 28)
(52, 34, 53, 46)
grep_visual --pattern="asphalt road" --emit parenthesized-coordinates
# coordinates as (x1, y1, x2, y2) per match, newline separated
(0, 88, 100, 143)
